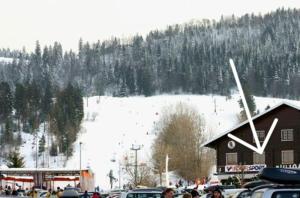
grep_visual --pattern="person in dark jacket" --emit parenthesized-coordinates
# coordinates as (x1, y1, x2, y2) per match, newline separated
(190, 190, 200, 198)
(82, 190, 90, 198)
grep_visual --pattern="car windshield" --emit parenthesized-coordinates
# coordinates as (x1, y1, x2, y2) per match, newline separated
(271, 191, 300, 198)
(126, 193, 162, 198)
(236, 190, 251, 198)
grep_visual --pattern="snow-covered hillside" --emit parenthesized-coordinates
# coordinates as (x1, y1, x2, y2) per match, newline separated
(17, 94, 300, 190)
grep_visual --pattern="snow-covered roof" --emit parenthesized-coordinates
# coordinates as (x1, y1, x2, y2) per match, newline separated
(0, 164, 8, 169)
(202, 101, 300, 148)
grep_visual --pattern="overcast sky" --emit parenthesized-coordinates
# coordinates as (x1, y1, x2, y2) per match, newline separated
(1, 0, 300, 52)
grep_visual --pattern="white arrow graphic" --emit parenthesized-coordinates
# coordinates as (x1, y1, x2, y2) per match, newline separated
(228, 59, 278, 155)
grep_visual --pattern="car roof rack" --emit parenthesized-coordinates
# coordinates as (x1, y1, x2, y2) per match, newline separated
(251, 183, 300, 192)
(242, 180, 271, 189)
(130, 188, 163, 192)
(259, 168, 300, 184)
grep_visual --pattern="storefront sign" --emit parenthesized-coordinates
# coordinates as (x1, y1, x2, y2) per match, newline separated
(225, 164, 266, 172)
(276, 164, 300, 168)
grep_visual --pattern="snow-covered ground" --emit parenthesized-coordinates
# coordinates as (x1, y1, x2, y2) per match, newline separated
(15, 94, 300, 190)
(0, 57, 14, 63)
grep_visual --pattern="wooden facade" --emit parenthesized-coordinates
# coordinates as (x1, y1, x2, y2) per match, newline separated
(203, 102, 300, 175)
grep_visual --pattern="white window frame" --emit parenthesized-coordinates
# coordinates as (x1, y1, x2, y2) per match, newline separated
(281, 150, 294, 164)
(253, 152, 265, 164)
(253, 130, 265, 143)
(226, 153, 237, 165)
(281, 129, 294, 141)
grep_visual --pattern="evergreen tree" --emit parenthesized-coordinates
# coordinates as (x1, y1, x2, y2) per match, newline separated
(119, 80, 128, 97)
(94, 75, 105, 97)
(50, 84, 83, 157)
(27, 81, 41, 113)
(41, 46, 50, 89)
(6, 150, 25, 168)
(14, 83, 26, 128)
(3, 118, 13, 144)
(141, 66, 154, 97)
(0, 82, 13, 122)
(49, 143, 58, 156)
(26, 81, 41, 132)
(32, 41, 43, 82)
(41, 78, 53, 122)
(17, 132, 22, 146)
(38, 134, 46, 156)
(238, 83, 257, 121)
(3, 9, 300, 99)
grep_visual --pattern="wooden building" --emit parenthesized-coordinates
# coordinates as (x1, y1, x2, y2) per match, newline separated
(203, 101, 300, 180)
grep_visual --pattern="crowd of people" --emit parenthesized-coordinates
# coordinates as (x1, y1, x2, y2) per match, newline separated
(0, 185, 102, 198)
(0, 185, 222, 198)
(163, 187, 224, 198)
(0, 185, 24, 196)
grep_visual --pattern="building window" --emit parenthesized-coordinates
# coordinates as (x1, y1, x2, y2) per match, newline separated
(281, 129, 294, 141)
(253, 152, 265, 164)
(282, 150, 294, 164)
(253, 130, 265, 143)
(226, 153, 237, 165)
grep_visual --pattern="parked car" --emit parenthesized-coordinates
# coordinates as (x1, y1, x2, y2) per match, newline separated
(109, 189, 127, 198)
(239, 168, 300, 198)
(250, 185, 300, 198)
(79, 191, 93, 198)
(101, 192, 110, 198)
(65, 187, 81, 192)
(232, 189, 251, 198)
(61, 190, 80, 198)
(232, 180, 271, 198)
(121, 188, 163, 198)
(222, 188, 248, 198)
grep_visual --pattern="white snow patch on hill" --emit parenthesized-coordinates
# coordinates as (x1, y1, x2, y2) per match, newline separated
(0, 57, 14, 63)
(15, 94, 300, 190)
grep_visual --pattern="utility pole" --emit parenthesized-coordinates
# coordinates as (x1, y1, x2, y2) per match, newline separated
(131, 144, 141, 186)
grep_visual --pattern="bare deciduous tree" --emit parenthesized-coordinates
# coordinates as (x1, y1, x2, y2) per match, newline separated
(152, 102, 214, 184)
(122, 160, 157, 187)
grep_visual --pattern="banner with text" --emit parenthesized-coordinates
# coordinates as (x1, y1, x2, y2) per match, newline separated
(225, 164, 266, 173)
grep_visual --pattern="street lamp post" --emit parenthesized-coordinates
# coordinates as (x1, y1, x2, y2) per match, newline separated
(36, 132, 38, 168)
(79, 142, 82, 191)
(130, 144, 141, 186)
(111, 154, 122, 189)
(79, 142, 82, 171)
